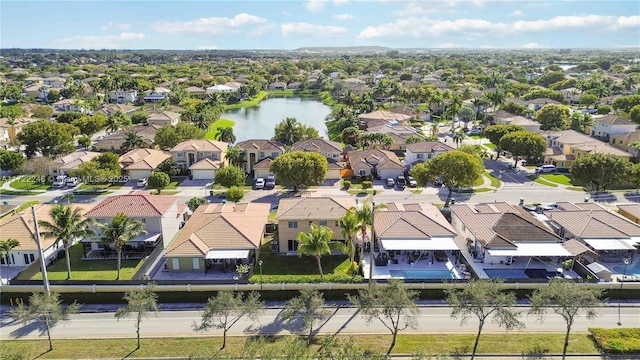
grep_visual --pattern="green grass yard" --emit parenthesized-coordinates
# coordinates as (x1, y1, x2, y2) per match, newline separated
(483, 143, 496, 150)
(527, 175, 559, 188)
(223, 91, 268, 110)
(9, 179, 51, 191)
(540, 174, 576, 186)
(205, 118, 236, 140)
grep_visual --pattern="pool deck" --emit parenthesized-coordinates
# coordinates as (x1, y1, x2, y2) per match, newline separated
(362, 251, 462, 280)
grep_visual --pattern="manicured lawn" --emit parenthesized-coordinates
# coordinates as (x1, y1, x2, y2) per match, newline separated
(268, 210, 277, 222)
(0, 189, 43, 196)
(165, 178, 186, 189)
(567, 186, 587, 192)
(205, 118, 236, 140)
(79, 183, 123, 190)
(485, 171, 502, 188)
(223, 91, 268, 110)
(0, 333, 601, 359)
(29, 244, 145, 281)
(346, 189, 379, 195)
(472, 175, 484, 187)
(483, 143, 496, 150)
(528, 175, 559, 188)
(540, 174, 575, 186)
(9, 179, 51, 191)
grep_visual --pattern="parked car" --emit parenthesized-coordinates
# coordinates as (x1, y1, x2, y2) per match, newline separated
(434, 177, 443, 187)
(536, 164, 556, 173)
(385, 178, 395, 188)
(407, 176, 417, 188)
(396, 176, 406, 189)
(265, 175, 276, 189)
(137, 178, 148, 187)
(468, 128, 483, 135)
(254, 177, 265, 189)
(66, 177, 79, 187)
(52, 175, 67, 188)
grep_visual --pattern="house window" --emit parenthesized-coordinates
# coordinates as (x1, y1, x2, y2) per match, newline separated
(172, 258, 180, 270)
(427, 154, 432, 159)
(319, 220, 328, 227)
(335, 221, 339, 227)
(309, 221, 313, 226)
(212, 153, 218, 159)
(199, 152, 204, 159)
(333, 154, 338, 158)
(359, 170, 366, 176)
(260, 152, 265, 158)
(288, 221, 298, 229)
(30, 254, 35, 263)
(417, 153, 423, 159)
(288, 240, 299, 251)
(271, 152, 279, 158)
(23, 254, 30, 264)
(177, 152, 184, 158)
(192, 258, 200, 270)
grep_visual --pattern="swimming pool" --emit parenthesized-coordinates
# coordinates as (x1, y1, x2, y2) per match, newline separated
(612, 261, 640, 276)
(389, 269, 457, 279)
(484, 268, 554, 279)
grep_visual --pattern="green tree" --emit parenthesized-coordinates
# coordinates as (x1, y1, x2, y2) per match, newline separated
(536, 104, 571, 130)
(273, 117, 304, 146)
(72, 114, 107, 136)
(215, 126, 236, 144)
(348, 280, 419, 355)
(147, 171, 170, 194)
(281, 288, 330, 345)
(446, 279, 524, 360)
(115, 283, 159, 350)
(612, 94, 640, 113)
(156, 159, 181, 176)
(359, 132, 394, 150)
(579, 93, 598, 108)
(38, 204, 97, 280)
(18, 120, 79, 158)
(570, 153, 630, 192)
(536, 71, 566, 88)
(47, 89, 61, 103)
(409, 162, 430, 187)
(154, 126, 180, 150)
(500, 102, 530, 117)
(296, 224, 346, 278)
(31, 105, 54, 120)
(130, 111, 149, 125)
(99, 213, 147, 280)
(484, 124, 525, 157)
(404, 135, 424, 145)
(428, 150, 484, 207)
(270, 151, 328, 192)
(10, 292, 80, 351)
(629, 104, 640, 124)
(499, 131, 547, 166)
(486, 89, 506, 111)
(0, 238, 20, 285)
(597, 105, 612, 115)
(338, 210, 360, 265)
(56, 111, 83, 124)
(226, 186, 245, 203)
(0, 149, 24, 172)
(77, 135, 92, 149)
(340, 126, 362, 146)
(214, 165, 247, 188)
(121, 131, 145, 152)
(452, 129, 465, 148)
(194, 291, 264, 350)
(186, 197, 207, 212)
(522, 88, 564, 102)
(570, 112, 594, 134)
(529, 279, 604, 360)
(225, 145, 246, 168)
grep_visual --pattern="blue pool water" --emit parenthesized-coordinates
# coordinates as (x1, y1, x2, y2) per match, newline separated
(612, 262, 640, 276)
(389, 270, 456, 279)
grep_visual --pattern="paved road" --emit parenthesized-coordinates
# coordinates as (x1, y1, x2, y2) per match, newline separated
(3, 306, 638, 341)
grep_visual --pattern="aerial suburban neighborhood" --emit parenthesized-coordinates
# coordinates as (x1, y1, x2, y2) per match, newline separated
(1, 0, 639, 358)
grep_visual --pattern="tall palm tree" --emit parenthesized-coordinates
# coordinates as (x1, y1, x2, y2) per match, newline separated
(338, 210, 360, 264)
(273, 117, 302, 146)
(486, 90, 506, 112)
(38, 205, 96, 280)
(452, 130, 465, 148)
(296, 224, 346, 278)
(99, 213, 147, 280)
(121, 131, 145, 153)
(0, 238, 20, 285)
(216, 126, 236, 144)
(225, 145, 246, 168)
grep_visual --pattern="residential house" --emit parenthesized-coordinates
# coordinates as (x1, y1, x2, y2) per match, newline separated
(43, 76, 65, 88)
(404, 141, 455, 167)
(450, 202, 577, 279)
(291, 139, 344, 179)
(610, 130, 640, 158)
(94, 124, 160, 152)
(342, 78, 366, 89)
(493, 110, 541, 132)
(526, 98, 560, 112)
(52, 99, 90, 114)
(590, 115, 636, 141)
(365, 124, 421, 151)
(186, 86, 207, 98)
(276, 197, 356, 253)
(526, 72, 542, 81)
(143, 87, 171, 102)
(267, 82, 287, 90)
(119, 149, 171, 180)
(23, 84, 50, 101)
(617, 204, 640, 224)
(171, 139, 228, 180)
(95, 104, 138, 117)
(50, 151, 101, 176)
(24, 76, 44, 86)
(164, 202, 270, 274)
(560, 88, 580, 104)
(0, 117, 38, 144)
(85, 194, 185, 249)
(287, 82, 301, 90)
(146, 111, 181, 127)
(540, 129, 631, 168)
(347, 149, 405, 179)
(206, 84, 237, 93)
(0, 205, 92, 272)
(358, 110, 413, 129)
(109, 89, 138, 104)
(235, 139, 285, 175)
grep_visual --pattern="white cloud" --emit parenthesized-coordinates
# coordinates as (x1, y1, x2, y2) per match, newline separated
(281, 22, 347, 37)
(153, 13, 268, 35)
(305, 0, 328, 12)
(521, 42, 546, 49)
(612, 15, 640, 30)
(333, 0, 348, 5)
(101, 22, 131, 31)
(510, 10, 524, 16)
(334, 13, 356, 21)
(197, 45, 218, 50)
(54, 32, 147, 49)
(247, 23, 276, 37)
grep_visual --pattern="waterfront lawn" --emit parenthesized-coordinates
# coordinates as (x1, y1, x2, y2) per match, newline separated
(205, 118, 236, 140)
(29, 244, 144, 281)
(223, 91, 268, 110)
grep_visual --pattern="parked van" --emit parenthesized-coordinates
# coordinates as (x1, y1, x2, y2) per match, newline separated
(536, 164, 556, 173)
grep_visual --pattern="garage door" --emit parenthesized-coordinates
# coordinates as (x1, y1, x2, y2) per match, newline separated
(127, 170, 151, 180)
(378, 169, 404, 179)
(192, 170, 215, 180)
(325, 169, 341, 179)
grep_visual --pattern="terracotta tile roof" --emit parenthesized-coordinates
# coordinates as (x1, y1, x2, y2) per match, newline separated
(85, 194, 178, 218)
(562, 239, 597, 256)
(291, 139, 342, 154)
(406, 141, 455, 153)
(171, 139, 228, 153)
(375, 204, 456, 240)
(595, 115, 635, 126)
(347, 149, 404, 171)
(189, 157, 224, 170)
(146, 111, 181, 122)
(540, 130, 630, 157)
(276, 197, 356, 221)
(236, 139, 285, 152)
(611, 131, 640, 143)
(253, 157, 273, 169)
(545, 209, 640, 238)
(119, 149, 171, 171)
(54, 151, 101, 170)
(165, 202, 270, 256)
(617, 204, 640, 219)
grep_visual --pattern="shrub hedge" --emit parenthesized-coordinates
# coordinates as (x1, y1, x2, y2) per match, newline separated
(589, 327, 640, 354)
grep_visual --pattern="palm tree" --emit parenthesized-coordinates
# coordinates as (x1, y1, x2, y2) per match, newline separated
(338, 210, 360, 264)
(61, 193, 74, 204)
(296, 224, 346, 278)
(486, 89, 506, 112)
(38, 205, 96, 280)
(121, 131, 145, 152)
(98, 75, 113, 104)
(273, 117, 303, 146)
(452, 130, 465, 148)
(445, 93, 463, 130)
(216, 126, 236, 144)
(0, 238, 20, 285)
(225, 145, 246, 168)
(106, 113, 125, 134)
(99, 213, 147, 280)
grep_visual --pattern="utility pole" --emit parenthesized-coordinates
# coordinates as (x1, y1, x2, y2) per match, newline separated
(32, 206, 50, 293)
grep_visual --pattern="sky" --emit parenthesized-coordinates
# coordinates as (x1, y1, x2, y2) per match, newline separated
(1, 0, 639, 50)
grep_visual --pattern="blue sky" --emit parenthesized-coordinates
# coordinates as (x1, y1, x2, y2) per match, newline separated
(2, 1, 639, 50)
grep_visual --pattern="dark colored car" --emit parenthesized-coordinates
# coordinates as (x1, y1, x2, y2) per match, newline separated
(396, 176, 406, 189)
(265, 175, 276, 189)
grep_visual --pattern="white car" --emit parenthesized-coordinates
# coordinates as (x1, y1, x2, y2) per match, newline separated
(66, 177, 79, 187)
(254, 178, 265, 189)
(137, 178, 148, 187)
(52, 175, 67, 188)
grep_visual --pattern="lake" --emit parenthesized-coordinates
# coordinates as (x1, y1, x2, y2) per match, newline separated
(222, 96, 331, 142)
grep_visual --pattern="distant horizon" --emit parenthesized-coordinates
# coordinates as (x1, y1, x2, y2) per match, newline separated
(1, 1, 638, 50)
